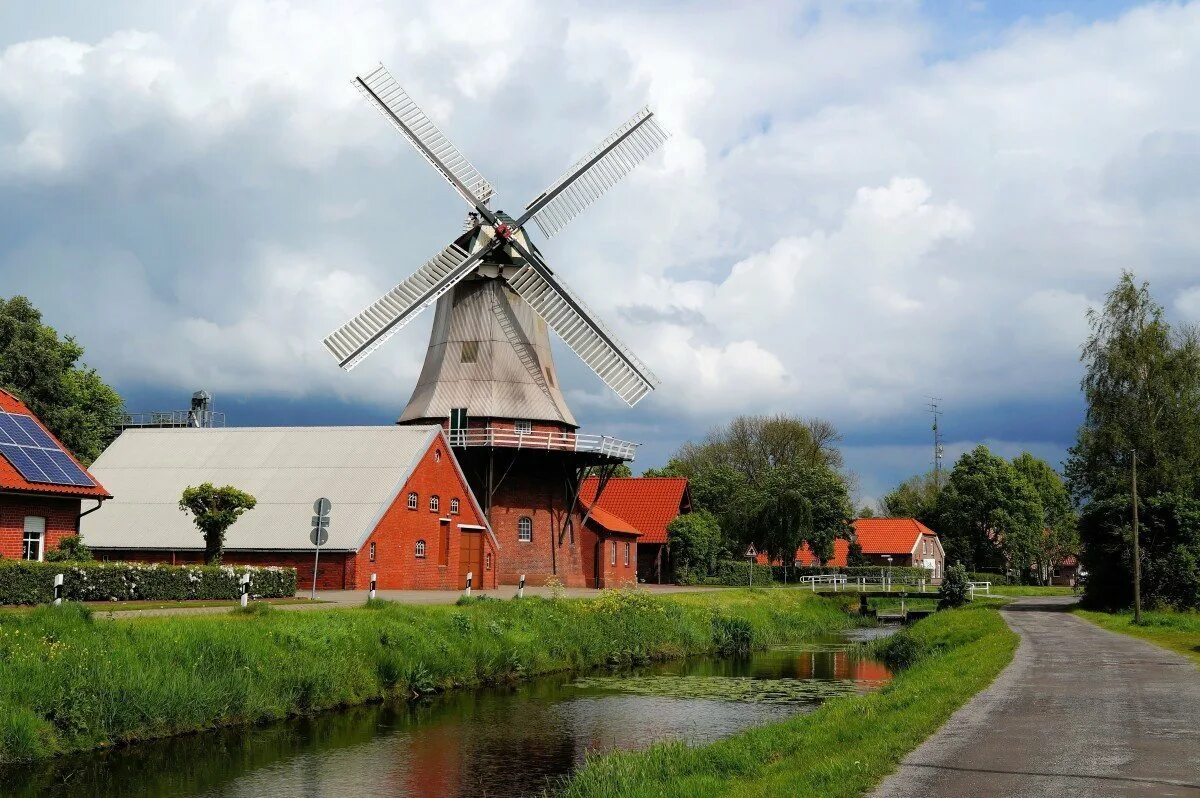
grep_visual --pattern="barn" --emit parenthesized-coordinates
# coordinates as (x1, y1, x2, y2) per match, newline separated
(578, 476, 691, 584)
(793, 518, 945, 580)
(81, 425, 498, 590)
(0, 389, 110, 560)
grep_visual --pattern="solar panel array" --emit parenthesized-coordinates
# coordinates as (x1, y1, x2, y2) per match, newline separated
(0, 411, 95, 487)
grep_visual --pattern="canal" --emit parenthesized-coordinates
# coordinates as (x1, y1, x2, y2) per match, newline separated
(9, 631, 894, 798)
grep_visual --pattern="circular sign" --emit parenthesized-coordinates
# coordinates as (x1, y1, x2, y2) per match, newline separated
(309, 527, 329, 547)
(313, 497, 332, 516)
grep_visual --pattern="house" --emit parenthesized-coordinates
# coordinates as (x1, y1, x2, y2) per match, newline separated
(579, 502, 641, 588)
(1049, 554, 1083, 587)
(0, 389, 110, 561)
(578, 476, 691, 584)
(81, 426, 497, 590)
(783, 518, 945, 580)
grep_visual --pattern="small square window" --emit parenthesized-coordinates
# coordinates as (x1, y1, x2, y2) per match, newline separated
(461, 341, 479, 363)
(515, 419, 532, 435)
(407, 492, 417, 510)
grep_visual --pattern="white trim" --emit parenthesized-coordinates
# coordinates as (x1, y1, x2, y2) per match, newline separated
(457, 523, 487, 530)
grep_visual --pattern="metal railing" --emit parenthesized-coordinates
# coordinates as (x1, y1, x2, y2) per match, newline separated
(120, 410, 225, 429)
(448, 427, 638, 460)
(797, 574, 937, 593)
(968, 581, 992, 596)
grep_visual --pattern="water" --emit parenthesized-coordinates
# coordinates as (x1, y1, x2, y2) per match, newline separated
(9, 634, 892, 798)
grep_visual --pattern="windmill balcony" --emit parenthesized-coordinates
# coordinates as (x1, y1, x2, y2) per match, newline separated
(448, 426, 638, 461)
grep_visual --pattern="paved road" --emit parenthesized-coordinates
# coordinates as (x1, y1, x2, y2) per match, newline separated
(874, 596, 1200, 798)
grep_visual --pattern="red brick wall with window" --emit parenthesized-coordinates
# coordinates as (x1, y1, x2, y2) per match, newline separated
(0, 494, 82, 560)
(581, 525, 638, 588)
(489, 467, 589, 587)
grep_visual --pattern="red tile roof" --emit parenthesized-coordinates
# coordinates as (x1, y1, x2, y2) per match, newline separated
(853, 518, 937, 555)
(0, 389, 111, 499)
(796, 539, 851, 567)
(578, 477, 690, 544)
(584, 505, 642, 536)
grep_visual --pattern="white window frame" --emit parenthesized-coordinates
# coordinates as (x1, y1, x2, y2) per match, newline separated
(429, 495, 440, 513)
(450, 497, 460, 515)
(624, 541, 631, 566)
(415, 539, 427, 559)
(369, 541, 376, 562)
(514, 419, 532, 435)
(407, 492, 418, 510)
(611, 541, 617, 566)
(517, 516, 533, 543)
(22, 516, 45, 562)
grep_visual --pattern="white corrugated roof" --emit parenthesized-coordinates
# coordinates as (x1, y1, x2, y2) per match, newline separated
(81, 426, 440, 551)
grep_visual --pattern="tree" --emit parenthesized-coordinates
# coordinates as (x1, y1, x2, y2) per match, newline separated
(939, 562, 971, 608)
(0, 296, 124, 464)
(879, 471, 940, 525)
(584, 463, 632, 478)
(45, 534, 93, 562)
(1067, 272, 1200, 611)
(179, 483, 258, 565)
(937, 445, 1043, 575)
(666, 509, 722, 579)
(1011, 453, 1079, 585)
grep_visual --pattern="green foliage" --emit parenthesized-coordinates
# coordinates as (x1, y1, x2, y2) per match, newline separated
(0, 296, 124, 464)
(178, 483, 258, 565)
(710, 615, 753, 655)
(968, 571, 1011, 586)
(1012, 452, 1079, 584)
(583, 463, 632, 478)
(43, 535, 92, 563)
(0, 560, 295, 604)
(755, 463, 854, 567)
(0, 589, 850, 763)
(701, 559, 776, 586)
(666, 509, 722, 576)
(1069, 273, 1200, 609)
(939, 563, 971, 608)
(879, 471, 940, 523)
(846, 539, 867, 566)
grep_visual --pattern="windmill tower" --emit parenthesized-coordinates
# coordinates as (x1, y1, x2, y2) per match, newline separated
(325, 65, 667, 586)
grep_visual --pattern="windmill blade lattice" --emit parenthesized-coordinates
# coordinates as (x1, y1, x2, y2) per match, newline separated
(507, 261, 659, 406)
(355, 65, 495, 207)
(520, 107, 668, 239)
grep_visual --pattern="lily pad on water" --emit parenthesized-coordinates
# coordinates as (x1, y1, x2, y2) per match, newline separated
(570, 675, 886, 705)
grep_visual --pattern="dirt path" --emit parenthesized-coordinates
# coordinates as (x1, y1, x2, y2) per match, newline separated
(873, 596, 1200, 797)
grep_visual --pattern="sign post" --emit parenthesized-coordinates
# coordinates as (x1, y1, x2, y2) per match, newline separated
(310, 498, 332, 600)
(53, 573, 63, 606)
(517, 573, 525, 599)
(745, 544, 757, 588)
(240, 573, 251, 608)
(369, 573, 377, 601)
(464, 571, 473, 599)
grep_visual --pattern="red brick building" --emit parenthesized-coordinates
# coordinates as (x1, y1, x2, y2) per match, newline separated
(0, 389, 110, 561)
(579, 476, 690, 584)
(81, 426, 497, 590)
(788, 518, 945, 579)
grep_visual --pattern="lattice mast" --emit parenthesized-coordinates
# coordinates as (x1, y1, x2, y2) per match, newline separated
(928, 397, 944, 487)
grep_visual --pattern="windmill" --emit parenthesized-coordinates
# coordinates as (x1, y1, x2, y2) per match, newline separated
(323, 64, 669, 588)
(324, 65, 667, 421)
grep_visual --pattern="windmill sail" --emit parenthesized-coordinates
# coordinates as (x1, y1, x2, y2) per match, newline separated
(507, 263, 658, 406)
(520, 107, 668, 239)
(324, 242, 481, 370)
(355, 65, 495, 208)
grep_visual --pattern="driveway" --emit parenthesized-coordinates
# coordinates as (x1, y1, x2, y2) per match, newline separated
(873, 596, 1200, 797)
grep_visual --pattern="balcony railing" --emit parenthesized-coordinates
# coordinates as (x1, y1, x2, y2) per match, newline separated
(120, 410, 226, 429)
(448, 427, 638, 460)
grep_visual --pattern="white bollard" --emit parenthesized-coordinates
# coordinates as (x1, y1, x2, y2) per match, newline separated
(369, 572, 377, 601)
(240, 573, 251, 608)
(517, 574, 525, 599)
(53, 573, 63, 606)
(464, 571, 473, 598)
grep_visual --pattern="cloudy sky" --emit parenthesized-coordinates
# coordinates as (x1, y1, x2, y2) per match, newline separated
(2, 0, 1198, 503)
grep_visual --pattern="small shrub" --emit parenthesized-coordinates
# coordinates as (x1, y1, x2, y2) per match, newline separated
(711, 615, 753, 655)
(940, 563, 971, 609)
(873, 630, 921, 670)
(544, 575, 566, 600)
(45, 535, 92, 563)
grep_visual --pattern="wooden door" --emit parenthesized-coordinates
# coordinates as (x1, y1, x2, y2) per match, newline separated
(458, 531, 483, 589)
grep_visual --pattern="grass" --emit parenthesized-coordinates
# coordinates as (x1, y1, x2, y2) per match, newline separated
(557, 605, 1018, 798)
(989, 585, 1076, 597)
(0, 597, 322, 615)
(1074, 608, 1200, 667)
(0, 587, 855, 764)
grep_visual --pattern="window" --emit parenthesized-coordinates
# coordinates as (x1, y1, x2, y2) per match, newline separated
(407, 492, 418, 510)
(611, 541, 617, 566)
(429, 495, 440, 513)
(434, 448, 441, 463)
(461, 340, 479, 363)
(517, 516, 533, 543)
(545, 367, 555, 387)
(515, 419, 532, 435)
(624, 542, 631, 566)
(369, 542, 376, 562)
(415, 540, 427, 559)
(485, 552, 492, 571)
(22, 516, 45, 562)
(450, 497, 460, 515)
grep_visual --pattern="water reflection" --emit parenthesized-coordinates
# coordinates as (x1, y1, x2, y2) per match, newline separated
(7, 641, 891, 798)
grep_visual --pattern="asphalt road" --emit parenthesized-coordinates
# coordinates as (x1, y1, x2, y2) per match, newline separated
(873, 596, 1200, 797)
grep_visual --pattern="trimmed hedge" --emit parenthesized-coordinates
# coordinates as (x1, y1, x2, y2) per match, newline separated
(968, 571, 1012, 586)
(701, 559, 776, 586)
(0, 560, 296, 605)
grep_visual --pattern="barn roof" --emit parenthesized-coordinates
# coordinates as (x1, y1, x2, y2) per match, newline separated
(0, 389, 110, 499)
(81, 426, 445, 552)
(853, 518, 939, 554)
(578, 476, 689, 544)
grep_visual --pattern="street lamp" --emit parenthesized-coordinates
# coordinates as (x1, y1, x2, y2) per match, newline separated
(884, 555, 893, 590)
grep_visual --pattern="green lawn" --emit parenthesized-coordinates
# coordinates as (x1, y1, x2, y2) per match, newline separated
(1074, 608, 1200, 667)
(0, 588, 852, 763)
(0, 597, 322, 615)
(989, 585, 1076, 597)
(558, 605, 1017, 798)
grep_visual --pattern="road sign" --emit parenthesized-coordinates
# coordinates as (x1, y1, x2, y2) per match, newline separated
(311, 515, 330, 527)
(313, 498, 332, 515)
(745, 544, 757, 559)
(309, 527, 329, 547)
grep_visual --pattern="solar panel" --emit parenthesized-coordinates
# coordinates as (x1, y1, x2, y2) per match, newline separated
(0, 410, 95, 487)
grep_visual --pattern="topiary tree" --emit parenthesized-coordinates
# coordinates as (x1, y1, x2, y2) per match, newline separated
(939, 562, 971, 609)
(179, 483, 257, 564)
(45, 534, 92, 562)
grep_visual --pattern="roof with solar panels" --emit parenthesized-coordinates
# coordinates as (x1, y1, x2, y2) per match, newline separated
(0, 389, 110, 498)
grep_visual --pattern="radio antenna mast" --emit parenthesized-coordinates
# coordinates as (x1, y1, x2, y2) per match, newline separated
(927, 398, 944, 487)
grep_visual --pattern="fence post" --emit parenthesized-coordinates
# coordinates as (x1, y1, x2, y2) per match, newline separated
(240, 573, 251, 608)
(53, 573, 63, 606)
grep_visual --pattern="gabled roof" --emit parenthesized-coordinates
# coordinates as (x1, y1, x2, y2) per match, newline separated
(854, 518, 939, 555)
(0, 388, 110, 499)
(585, 505, 642, 536)
(82, 426, 449, 551)
(578, 476, 690, 544)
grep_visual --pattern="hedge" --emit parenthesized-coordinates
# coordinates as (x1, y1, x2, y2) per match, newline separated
(0, 561, 297, 605)
(968, 571, 1012, 586)
(701, 559, 776, 586)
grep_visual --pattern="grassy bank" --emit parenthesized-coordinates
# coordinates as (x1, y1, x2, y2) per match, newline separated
(1075, 608, 1200, 667)
(989, 585, 1076, 597)
(559, 605, 1017, 798)
(0, 588, 853, 763)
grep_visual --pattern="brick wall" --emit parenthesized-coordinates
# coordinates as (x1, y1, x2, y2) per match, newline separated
(487, 464, 591, 587)
(0, 494, 82, 560)
(585, 527, 638, 589)
(355, 436, 496, 591)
